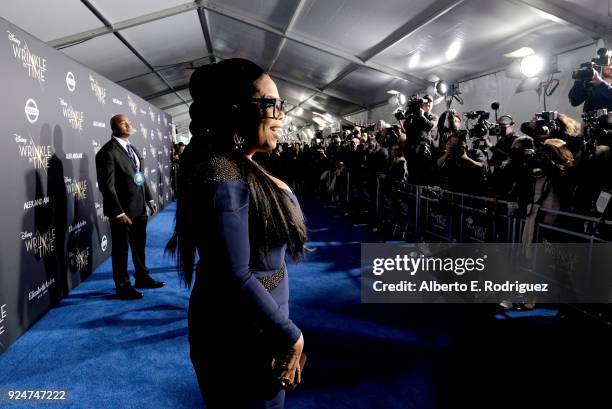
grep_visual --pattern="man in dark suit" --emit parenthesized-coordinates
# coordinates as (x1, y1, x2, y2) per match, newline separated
(96, 114, 164, 300)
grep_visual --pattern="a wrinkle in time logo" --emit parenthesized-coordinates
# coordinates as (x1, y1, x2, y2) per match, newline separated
(59, 98, 84, 131)
(15, 133, 52, 169)
(163, 146, 169, 157)
(141, 147, 147, 159)
(149, 107, 156, 123)
(69, 247, 90, 272)
(156, 129, 163, 141)
(24, 98, 39, 123)
(89, 74, 106, 104)
(21, 229, 56, 258)
(164, 176, 170, 187)
(127, 95, 138, 115)
(65, 177, 88, 201)
(149, 144, 156, 158)
(8, 31, 46, 84)
(163, 116, 168, 127)
(140, 123, 148, 139)
(0, 304, 7, 342)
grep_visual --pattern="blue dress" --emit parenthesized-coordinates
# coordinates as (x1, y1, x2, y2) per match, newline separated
(186, 156, 301, 409)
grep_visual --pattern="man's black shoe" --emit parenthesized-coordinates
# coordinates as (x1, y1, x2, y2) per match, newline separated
(116, 286, 143, 300)
(134, 276, 165, 289)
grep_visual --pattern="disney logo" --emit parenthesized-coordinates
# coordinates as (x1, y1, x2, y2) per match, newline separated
(14, 134, 27, 144)
(7, 31, 21, 45)
(20, 231, 32, 240)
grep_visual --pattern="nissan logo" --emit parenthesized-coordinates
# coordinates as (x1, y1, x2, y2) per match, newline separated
(24, 99, 39, 123)
(66, 72, 76, 92)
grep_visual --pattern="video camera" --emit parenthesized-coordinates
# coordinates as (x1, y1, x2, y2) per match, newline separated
(520, 111, 560, 139)
(464, 110, 495, 149)
(582, 109, 612, 156)
(572, 48, 612, 82)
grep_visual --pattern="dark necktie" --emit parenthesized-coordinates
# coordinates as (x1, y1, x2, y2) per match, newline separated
(126, 143, 137, 165)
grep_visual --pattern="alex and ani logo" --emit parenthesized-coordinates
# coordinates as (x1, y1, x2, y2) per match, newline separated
(8, 31, 46, 84)
(59, 98, 84, 130)
(66, 72, 76, 92)
(101, 235, 108, 252)
(65, 177, 87, 200)
(24, 98, 39, 123)
(89, 74, 106, 104)
(127, 95, 138, 115)
(24, 196, 50, 210)
(15, 134, 52, 169)
(21, 229, 56, 258)
(69, 247, 90, 272)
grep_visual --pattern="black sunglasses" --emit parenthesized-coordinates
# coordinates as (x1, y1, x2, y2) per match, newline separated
(249, 98, 286, 119)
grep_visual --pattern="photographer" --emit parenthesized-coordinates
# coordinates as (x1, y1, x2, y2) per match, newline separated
(435, 130, 487, 194)
(435, 108, 462, 155)
(403, 95, 437, 150)
(489, 115, 518, 169)
(520, 112, 582, 154)
(568, 48, 612, 112)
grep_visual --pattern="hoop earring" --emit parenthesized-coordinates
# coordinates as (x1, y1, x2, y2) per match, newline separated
(233, 132, 245, 152)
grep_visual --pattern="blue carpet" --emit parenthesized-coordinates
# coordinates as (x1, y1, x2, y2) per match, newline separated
(1, 198, 611, 408)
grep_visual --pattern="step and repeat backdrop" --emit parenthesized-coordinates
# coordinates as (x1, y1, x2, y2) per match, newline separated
(0, 17, 175, 355)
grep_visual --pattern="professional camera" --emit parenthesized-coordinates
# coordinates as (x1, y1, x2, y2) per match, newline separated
(465, 110, 494, 149)
(572, 48, 612, 82)
(394, 108, 406, 121)
(582, 109, 612, 155)
(406, 95, 425, 116)
(447, 129, 469, 157)
(520, 111, 560, 138)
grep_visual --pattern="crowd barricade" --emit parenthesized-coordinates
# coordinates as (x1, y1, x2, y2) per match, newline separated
(327, 170, 612, 248)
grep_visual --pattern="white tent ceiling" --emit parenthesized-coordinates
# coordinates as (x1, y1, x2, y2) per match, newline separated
(0, 0, 607, 134)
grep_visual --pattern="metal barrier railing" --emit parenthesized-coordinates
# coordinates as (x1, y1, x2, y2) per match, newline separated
(324, 169, 611, 245)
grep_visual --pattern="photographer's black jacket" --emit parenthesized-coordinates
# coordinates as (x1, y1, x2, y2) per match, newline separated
(568, 80, 612, 112)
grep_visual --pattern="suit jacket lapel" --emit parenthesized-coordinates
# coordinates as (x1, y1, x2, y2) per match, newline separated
(111, 138, 137, 171)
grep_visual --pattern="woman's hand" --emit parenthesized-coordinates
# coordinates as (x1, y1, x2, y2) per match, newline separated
(274, 334, 304, 388)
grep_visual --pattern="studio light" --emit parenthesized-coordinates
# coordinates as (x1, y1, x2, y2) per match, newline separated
(520, 54, 544, 77)
(409, 53, 420, 69)
(435, 80, 448, 96)
(445, 40, 461, 61)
